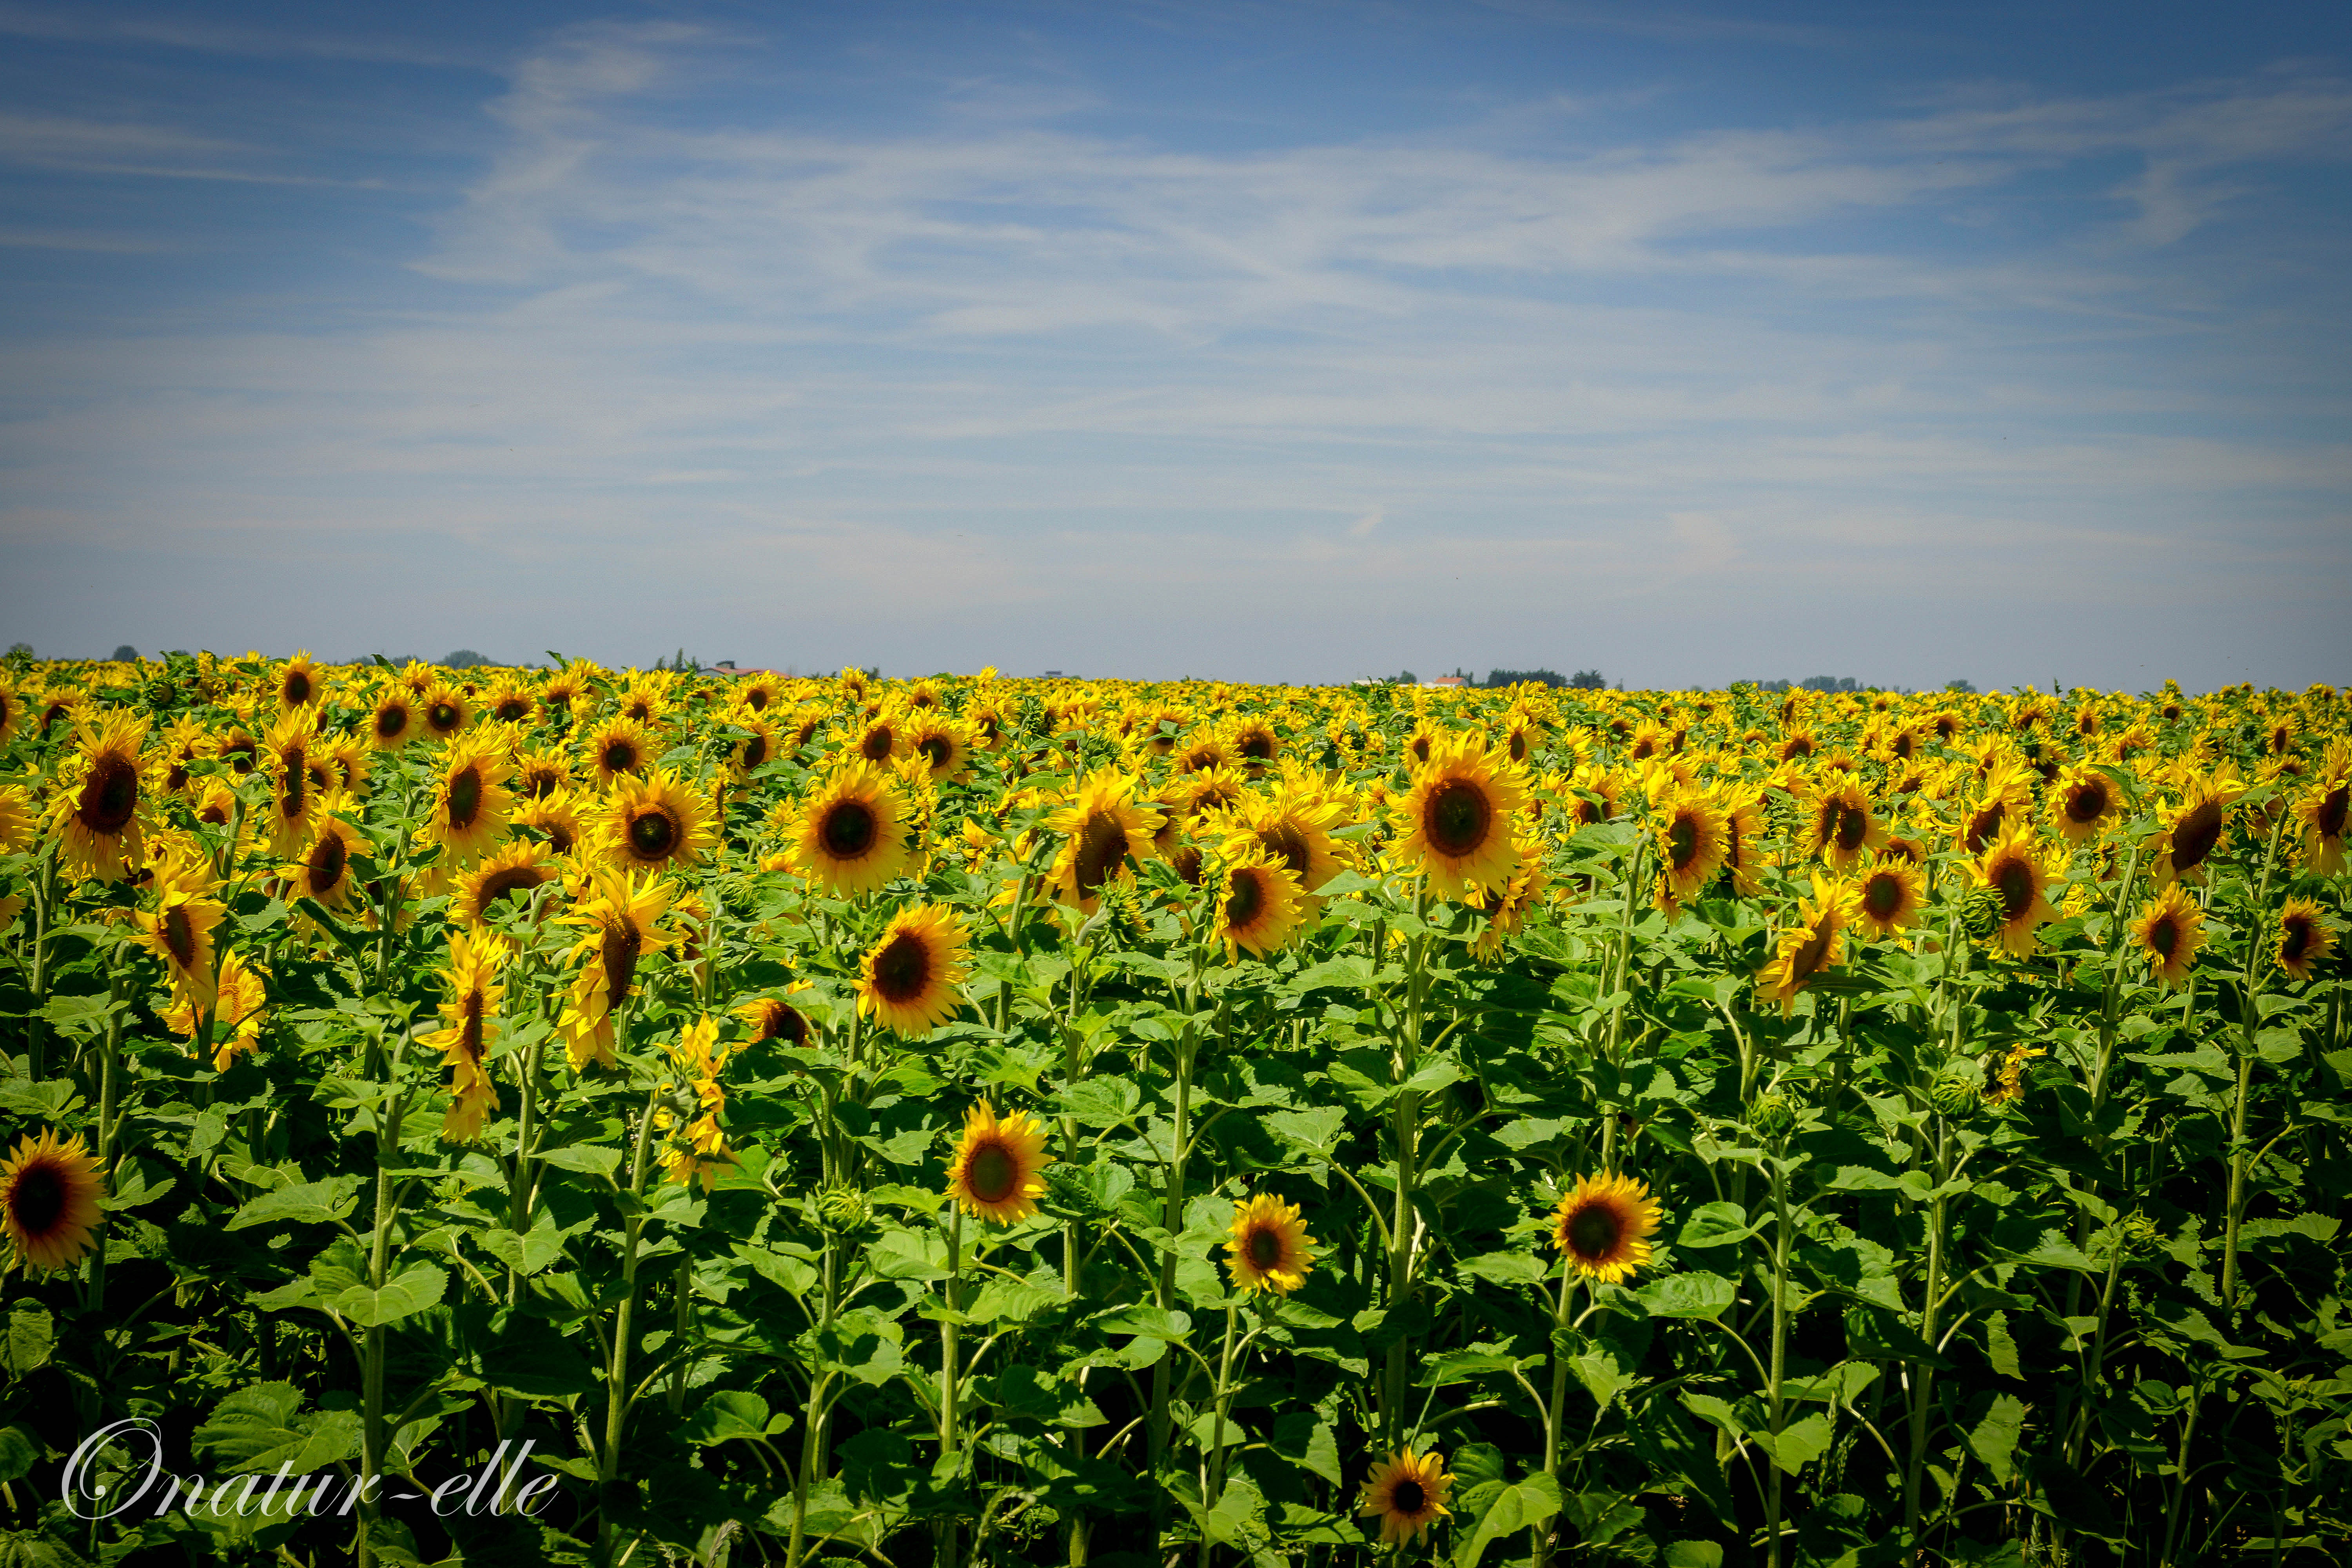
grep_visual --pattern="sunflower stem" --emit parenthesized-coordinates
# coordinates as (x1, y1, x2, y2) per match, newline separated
(1145, 1018, 1198, 1526)
(1199, 1300, 1240, 1568)
(936, 1203, 964, 1568)
(1534, 1266, 1578, 1568)
(2220, 810, 2287, 1318)
(1901, 1116, 1949, 1543)
(596, 1063, 662, 1566)
(1764, 1154, 1793, 1568)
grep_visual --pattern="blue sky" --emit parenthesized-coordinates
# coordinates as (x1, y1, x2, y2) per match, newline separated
(2, 0, 2347, 689)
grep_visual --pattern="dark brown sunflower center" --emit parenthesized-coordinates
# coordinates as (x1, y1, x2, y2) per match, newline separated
(162, 905, 199, 967)
(1409, 737, 1432, 764)
(478, 866, 547, 910)
(626, 700, 653, 722)
(1783, 735, 1813, 759)
(1073, 811, 1129, 896)
(602, 740, 639, 774)
(79, 754, 139, 833)
(1247, 1226, 1283, 1270)
(8, 1164, 65, 1237)
(307, 833, 347, 894)
(199, 802, 231, 827)
(602, 920, 642, 1007)
(546, 688, 573, 709)
(2171, 802, 2223, 873)
(1862, 872, 1903, 920)
(872, 931, 931, 1003)
(820, 798, 877, 859)
(428, 702, 461, 731)
(524, 767, 562, 799)
(1565, 1202, 1622, 1259)
(1171, 846, 1204, 886)
(1893, 731, 1916, 759)
(446, 766, 483, 830)
(1424, 780, 1492, 858)
(966, 1142, 1018, 1204)
(756, 1001, 809, 1045)
(1508, 731, 1528, 762)
(2317, 786, 2348, 839)
(1392, 1480, 1426, 1517)
(496, 699, 530, 722)
(1994, 857, 2035, 921)
(543, 820, 577, 854)
(459, 992, 487, 1063)
(279, 750, 306, 817)
(1226, 867, 1265, 929)
(859, 727, 895, 762)
(1240, 731, 1274, 760)
(1832, 800, 1868, 853)
(1965, 801, 2004, 855)
(2148, 915, 2180, 958)
(1667, 815, 1699, 872)
(284, 671, 311, 705)
(2066, 782, 2109, 824)
(376, 705, 408, 740)
(744, 688, 770, 711)
(2280, 915, 2312, 962)
(917, 735, 950, 769)
(742, 735, 769, 770)
(1791, 921, 1835, 982)
(628, 808, 678, 859)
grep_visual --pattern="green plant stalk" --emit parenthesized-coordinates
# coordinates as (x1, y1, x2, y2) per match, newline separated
(936, 1203, 964, 1568)
(1902, 1108, 1950, 1541)
(86, 938, 130, 1312)
(784, 1225, 841, 1568)
(1145, 1023, 1198, 1472)
(597, 1070, 664, 1564)
(1534, 1266, 1578, 1568)
(1198, 1301, 1240, 1568)
(1385, 882, 1432, 1441)
(24, 846, 55, 1077)
(2156, 1380, 2203, 1568)
(2219, 811, 2287, 1314)
(1764, 1158, 1793, 1568)
(356, 1025, 411, 1568)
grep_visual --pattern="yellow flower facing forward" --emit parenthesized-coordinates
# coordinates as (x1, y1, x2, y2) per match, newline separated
(557, 867, 681, 1070)
(425, 931, 504, 1142)
(1229, 715, 1282, 775)
(906, 714, 973, 783)
(782, 760, 911, 896)
(857, 904, 971, 1037)
(0, 1129, 103, 1273)
(285, 809, 370, 913)
(1756, 873, 1856, 1014)
(421, 737, 514, 869)
(600, 767, 715, 878)
(1358, 1450, 1454, 1547)
(2147, 765, 2245, 887)
(2276, 897, 2334, 982)
(454, 839, 563, 940)
(1971, 831, 2062, 958)
(1653, 789, 1730, 913)
(2049, 762, 2123, 845)
(274, 651, 324, 711)
(1849, 854, 1926, 943)
(255, 711, 325, 856)
(1210, 840, 1306, 959)
(1549, 1172, 1663, 1285)
(162, 949, 268, 1071)
(1045, 766, 1163, 915)
(944, 1101, 1053, 1225)
(134, 891, 224, 1007)
(1224, 1194, 1315, 1294)
(1396, 733, 1526, 899)
(419, 681, 473, 743)
(1798, 775, 1887, 870)
(368, 688, 419, 749)
(582, 715, 657, 786)
(2129, 883, 2205, 989)
(515, 788, 589, 858)
(47, 710, 150, 882)
(514, 748, 571, 801)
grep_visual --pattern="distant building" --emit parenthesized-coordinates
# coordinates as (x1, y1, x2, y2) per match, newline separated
(1043, 670, 1064, 678)
(1422, 675, 1466, 688)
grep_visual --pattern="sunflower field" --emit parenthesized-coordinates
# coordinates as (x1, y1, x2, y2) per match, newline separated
(0, 652, 2346, 1568)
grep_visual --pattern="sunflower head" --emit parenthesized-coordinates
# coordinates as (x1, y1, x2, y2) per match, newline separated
(1224, 1193, 1315, 1294)
(1045, 767, 1163, 915)
(1210, 841, 1306, 960)
(48, 710, 151, 882)
(784, 760, 911, 895)
(2277, 897, 2334, 982)
(945, 1101, 1053, 1225)
(1653, 789, 1730, 911)
(1756, 873, 1855, 1014)
(1850, 854, 1924, 942)
(1970, 831, 2060, 958)
(2130, 883, 2205, 988)
(1357, 1450, 1454, 1547)
(0, 1129, 103, 1272)
(602, 768, 715, 877)
(1397, 734, 1527, 899)
(735, 994, 819, 1047)
(423, 737, 514, 869)
(857, 904, 971, 1037)
(1548, 1172, 1662, 1285)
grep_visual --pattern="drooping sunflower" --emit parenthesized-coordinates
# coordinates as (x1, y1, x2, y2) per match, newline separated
(1469, 838, 1549, 963)
(1954, 762, 2036, 856)
(1358, 1450, 1454, 1547)
(600, 768, 715, 878)
(2276, 897, 2334, 982)
(944, 1100, 1053, 1225)
(1984, 1043, 2049, 1109)
(735, 993, 818, 1047)
(1045, 767, 1163, 915)
(1799, 775, 1887, 870)
(424, 931, 503, 1143)
(1212, 841, 1306, 959)
(286, 809, 370, 913)
(419, 682, 474, 743)
(1395, 734, 1528, 899)
(1549, 1171, 1663, 1284)
(1652, 789, 1730, 912)
(454, 839, 562, 937)
(781, 761, 911, 895)
(557, 867, 680, 1070)
(2296, 748, 2348, 875)
(369, 688, 419, 749)
(583, 715, 658, 786)
(46, 711, 149, 882)
(539, 662, 591, 716)
(661, 1015, 736, 1191)
(421, 737, 514, 869)
(1713, 783, 1767, 896)
(2049, 762, 2122, 845)
(0, 1129, 103, 1273)
(275, 651, 324, 711)
(258, 711, 322, 856)
(1173, 731, 1235, 775)
(162, 949, 268, 1071)
(1756, 873, 1856, 1014)
(135, 890, 224, 1007)
(857, 904, 971, 1037)
(2129, 883, 2205, 988)
(1849, 854, 1925, 942)
(322, 734, 370, 799)
(2147, 766, 2245, 887)
(1969, 831, 2062, 958)
(724, 714, 782, 779)
(1224, 1193, 1315, 1294)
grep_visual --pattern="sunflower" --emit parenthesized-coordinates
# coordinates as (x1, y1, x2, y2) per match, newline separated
(1174, 765, 1248, 825)
(781, 761, 911, 895)
(424, 931, 503, 1143)
(46, 711, 149, 882)
(662, 1015, 736, 1191)
(2049, 762, 2122, 845)
(1229, 716, 1282, 775)
(1396, 734, 1527, 899)
(134, 890, 224, 1007)
(614, 673, 670, 728)
(273, 651, 324, 711)
(1223, 1193, 1315, 1294)
(1799, 776, 1887, 870)
(369, 689, 419, 749)
(733, 672, 783, 713)
(1045, 767, 1163, 915)
(1174, 731, 1234, 775)
(0, 1129, 103, 1273)
(480, 678, 537, 726)
(1653, 789, 1730, 912)
(857, 904, 971, 1037)
(2276, 897, 2334, 982)
(258, 711, 322, 855)
(846, 710, 907, 765)
(1549, 1171, 1662, 1284)
(726, 714, 782, 778)
(944, 1100, 1053, 1225)
(583, 715, 657, 786)
(0, 786, 33, 854)
(419, 682, 474, 743)
(1969, 831, 2062, 958)
(512, 748, 571, 801)
(1954, 763, 2035, 856)
(1984, 1043, 2049, 1109)
(421, 737, 514, 869)
(1212, 841, 1306, 959)
(0, 684, 16, 747)
(1358, 1450, 1454, 1547)
(2147, 766, 2245, 887)
(1756, 873, 1855, 1014)
(454, 839, 561, 937)
(558, 867, 680, 1070)
(1218, 779, 1356, 904)
(2296, 748, 2348, 875)
(514, 788, 590, 857)
(1849, 854, 1925, 942)
(2129, 883, 2205, 988)
(906, 715, 973, 783)
(599, 768, 715, 878)
(287, 810, 370, 912)
(735, 994, 818, 1047)
(162, 949, 267, 1071)
(1469, 838, 1549, 962)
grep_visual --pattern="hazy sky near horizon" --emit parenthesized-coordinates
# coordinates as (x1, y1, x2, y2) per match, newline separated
(2, 0, 2347, 691)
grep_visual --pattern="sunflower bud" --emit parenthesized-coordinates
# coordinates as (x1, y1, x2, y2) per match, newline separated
(1750, 1092, 1797, 1138)
(814, 1185, 870, 1231)
(1956, 886, 2006, 942)
(1927, 1067, 1980, 1119)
